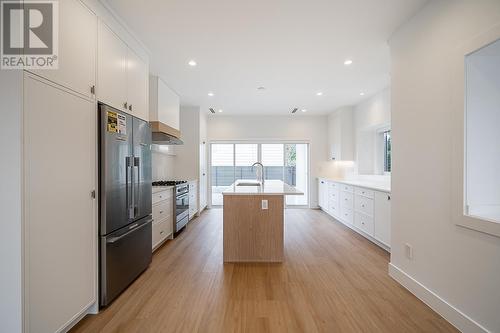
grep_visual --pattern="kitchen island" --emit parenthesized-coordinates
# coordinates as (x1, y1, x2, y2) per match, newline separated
(222, 180, 303, 263)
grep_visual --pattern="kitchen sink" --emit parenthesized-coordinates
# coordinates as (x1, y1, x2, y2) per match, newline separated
(236, 181, 261, 186)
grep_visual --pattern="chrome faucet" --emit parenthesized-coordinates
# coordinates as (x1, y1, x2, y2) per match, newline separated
(252, 162, 264, 184)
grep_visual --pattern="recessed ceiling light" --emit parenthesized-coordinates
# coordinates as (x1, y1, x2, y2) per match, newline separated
(301, 109, 307, 113)
(316, 92, 323, 96)
(344, 59, 353, 66)
(218, 109, 223, 113)
(360, 92, 365, 96)
(188, 60, 197, 66)
(208, 92, 214, 97)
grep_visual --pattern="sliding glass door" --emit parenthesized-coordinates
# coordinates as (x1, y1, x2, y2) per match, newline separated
(285, 144, 308, 205)
(210, 142, 309, 206)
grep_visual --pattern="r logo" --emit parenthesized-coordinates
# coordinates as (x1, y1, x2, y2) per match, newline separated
(1, 0, 58, 69)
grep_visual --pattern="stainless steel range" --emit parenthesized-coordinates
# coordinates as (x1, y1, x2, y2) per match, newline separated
(152, 181, 189, 236)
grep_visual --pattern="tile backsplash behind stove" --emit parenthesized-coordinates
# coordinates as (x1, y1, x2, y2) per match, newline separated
(152, 150, 175, 181)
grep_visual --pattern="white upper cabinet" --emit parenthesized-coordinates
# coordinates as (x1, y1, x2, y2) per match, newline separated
(98, 20, 128, 110)
(327, 107, 354, 161)
(98, 20, 149, 120)
(150, 75, 180, 130)
(32, 0, 96, 98)
(127, 48, 149, 121)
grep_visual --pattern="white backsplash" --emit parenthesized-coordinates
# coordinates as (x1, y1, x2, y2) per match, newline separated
(152, 151, 175, 181)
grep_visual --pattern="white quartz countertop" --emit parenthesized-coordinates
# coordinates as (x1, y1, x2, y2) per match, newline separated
(222, 180, 304, 196)
(319, 177, 391, 193)
(152, 186, 174, 194)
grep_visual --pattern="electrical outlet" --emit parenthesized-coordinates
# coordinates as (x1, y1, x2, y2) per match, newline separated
(261, 200, 268, 210)
(405, 243, 413, 260)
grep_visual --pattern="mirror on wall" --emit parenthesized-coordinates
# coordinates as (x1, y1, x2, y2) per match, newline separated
(465, 38, 500, 224)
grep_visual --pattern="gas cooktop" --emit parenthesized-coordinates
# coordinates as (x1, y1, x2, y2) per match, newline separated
(152, 180, 188, 187)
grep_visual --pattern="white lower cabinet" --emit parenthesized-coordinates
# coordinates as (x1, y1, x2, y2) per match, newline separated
(319, 178, 391, 251)
(152, 189, 173, 251)
(189, 181, 198, 220)
(24, 74, 96, 333)
(354, 212, 375, 236)
(318, 179, 328, 209)
(374, 191, 391, 247)
(340, 207, 354, 225)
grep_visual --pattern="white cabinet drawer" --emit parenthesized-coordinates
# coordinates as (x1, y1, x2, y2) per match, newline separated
(340, 207, 354, 225)
(355, 187, 374, 199)
(328, 181, 338, 190)
(329, 202, 340, 217)
(340, 184, 354, 193)
(340, 191, 354, 208)
(355, 212, 374, 236)
(152, 220, 168, 249)
(328, 189, 339, 202)
(355, 195, 374, 216)
(153, 190, 173, 205)
(153, 200, 172, 222)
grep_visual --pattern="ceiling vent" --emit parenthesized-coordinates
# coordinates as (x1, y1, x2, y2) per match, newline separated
(291, 108, 298, 114)
(209, 108, 216, 114)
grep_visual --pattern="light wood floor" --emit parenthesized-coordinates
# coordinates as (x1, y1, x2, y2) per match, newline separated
(72, 208, 458, 333)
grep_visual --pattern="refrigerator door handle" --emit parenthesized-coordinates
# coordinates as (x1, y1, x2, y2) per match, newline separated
(106, 219, 153, 244)
(126, 156, 134, 219)
(134, 156, 140, 218)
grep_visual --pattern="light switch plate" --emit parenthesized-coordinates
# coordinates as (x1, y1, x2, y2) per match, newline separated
(262, 200, 268, 210)
(405, 243, 413, 260)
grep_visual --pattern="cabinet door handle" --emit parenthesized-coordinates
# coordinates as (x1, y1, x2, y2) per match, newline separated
(388, 195, 391, 201)
(159, 211, 163, 214)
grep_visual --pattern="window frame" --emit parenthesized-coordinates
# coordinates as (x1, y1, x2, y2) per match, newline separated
(383, 130, 392, 174)
(208, 140, 310, 208)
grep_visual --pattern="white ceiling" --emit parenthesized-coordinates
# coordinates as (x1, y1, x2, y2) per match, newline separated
(105, 0, 427, 115)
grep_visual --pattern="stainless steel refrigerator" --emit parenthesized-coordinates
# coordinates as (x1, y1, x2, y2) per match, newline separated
(98, 103, 152, 307)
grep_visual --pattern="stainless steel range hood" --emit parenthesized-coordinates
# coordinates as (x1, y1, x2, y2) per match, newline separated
(150, 121, 183, 145)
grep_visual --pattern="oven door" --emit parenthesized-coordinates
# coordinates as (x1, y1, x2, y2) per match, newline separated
(176, 193, 189, 223)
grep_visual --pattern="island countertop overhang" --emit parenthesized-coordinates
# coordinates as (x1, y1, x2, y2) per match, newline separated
(222, 180, 304, 196)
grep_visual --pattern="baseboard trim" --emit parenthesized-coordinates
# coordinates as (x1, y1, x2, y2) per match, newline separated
(388, 263, 489, 333)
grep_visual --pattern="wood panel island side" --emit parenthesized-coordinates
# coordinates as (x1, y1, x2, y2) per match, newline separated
(222, 180, 303, 263)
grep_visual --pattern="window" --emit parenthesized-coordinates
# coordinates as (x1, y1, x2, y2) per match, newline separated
(210, 142, 309, 206)
(383, 130, 392, 173)
(261, 144, 284, 181)
(235, 144, 258, 180)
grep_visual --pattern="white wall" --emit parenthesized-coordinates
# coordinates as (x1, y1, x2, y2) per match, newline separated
(389, 1, 500, 331)
(0, 71, 23, 333)
(354, 88, 391, 175)
(207, 115, 328, 207)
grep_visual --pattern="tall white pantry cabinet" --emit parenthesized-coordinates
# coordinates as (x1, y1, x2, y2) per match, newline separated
(0, 0, 150, 332)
